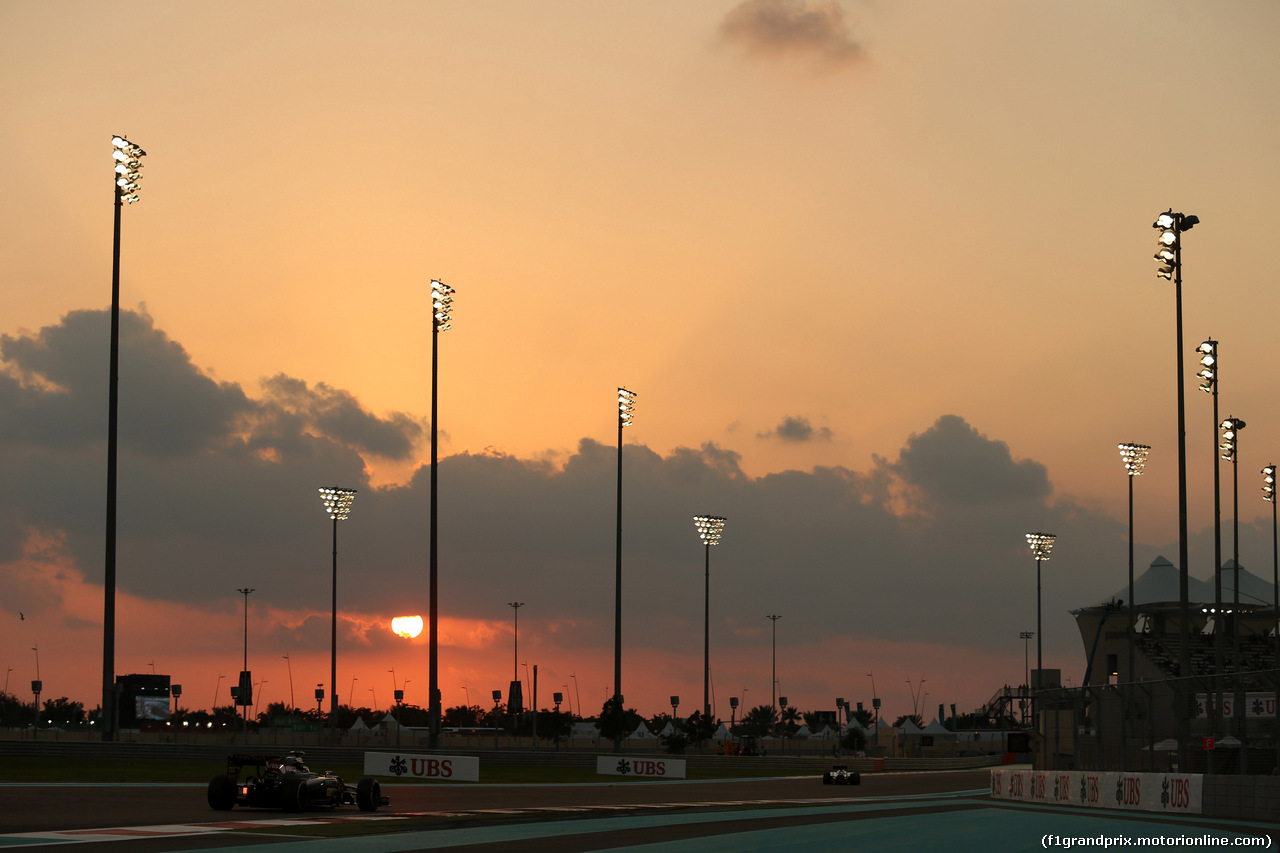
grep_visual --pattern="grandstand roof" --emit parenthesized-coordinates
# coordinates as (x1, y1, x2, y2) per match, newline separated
(1096, 555, 1275, 608)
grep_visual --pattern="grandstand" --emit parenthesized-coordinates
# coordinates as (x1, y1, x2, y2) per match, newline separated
(1069, 556, 1279, 773)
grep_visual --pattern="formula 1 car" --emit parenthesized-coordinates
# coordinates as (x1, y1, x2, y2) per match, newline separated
(207, 751, 388, 812)
(822, 764, 861, 785)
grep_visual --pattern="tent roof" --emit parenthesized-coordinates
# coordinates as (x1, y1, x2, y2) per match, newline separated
(922, 718, 955, 736)
(1098, 556, 1214, 606)
(897, 718, 924, 734)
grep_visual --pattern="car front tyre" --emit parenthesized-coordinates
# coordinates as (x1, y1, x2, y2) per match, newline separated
(356, 778, 381, 812)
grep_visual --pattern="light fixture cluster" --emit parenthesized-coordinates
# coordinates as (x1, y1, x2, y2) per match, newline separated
(318, 486, 357, 520)
(431, 279, 454, 331)
(1263, 465, 1276, 503)
(694, 515, 727, 546)
(1152, 210, 1198, 279)
(1118, 443, 1150, 476)
(1219, 417, 1245, 462)
(111, 135, 145, 204)
(1026, 531, 1056, 561)
(1195, 339, 1217, 393)
(618, 387, 636, 428)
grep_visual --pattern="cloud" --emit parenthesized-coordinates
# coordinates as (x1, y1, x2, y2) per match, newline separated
(1, 310, 1158, 717)
(758, 415, 834, 443)
(891, 414, 1051, 506)
(719, 0, 865, 67)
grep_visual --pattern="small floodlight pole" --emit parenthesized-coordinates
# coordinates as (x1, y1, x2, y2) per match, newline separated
(694, 515, 727, 718)
(767, 614, 781, 727)
(1153, 209, 1198, 767)
(102, 134, 145, 742)
(428, 278, 454, 749)
(613, 387, 635, 752)
(1265, 464, 1280, 770)
(319, 486, 356, 745)
(1019, 631, 1034, 726)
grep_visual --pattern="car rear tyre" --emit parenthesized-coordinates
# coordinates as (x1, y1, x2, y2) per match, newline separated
(356, 778, 381, 812)
(282, 777, 310, 812)
(207, 776, 237, 810)
(822, 773, 832, 785)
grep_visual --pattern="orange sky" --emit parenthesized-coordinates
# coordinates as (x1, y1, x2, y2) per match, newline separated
(3, 1, 1280, 724)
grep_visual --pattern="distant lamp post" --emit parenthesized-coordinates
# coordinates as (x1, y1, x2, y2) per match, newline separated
(694, 515, 727, 718)
(236, 588, 255, 734)
(428, 278, 455, 749)
(767, 614, 781, 731)
(1153, 209, 1198, 765)
(102, 134, 146, 742)
(613, 387, 636, 752)
(282, 654, 294, 711)
(1025, 532, 1056, 693)
(319, 486, 357, 744)
(1019, 631, 1034, 725)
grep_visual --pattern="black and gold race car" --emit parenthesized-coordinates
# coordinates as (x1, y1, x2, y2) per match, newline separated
(207, 751, 388, 812)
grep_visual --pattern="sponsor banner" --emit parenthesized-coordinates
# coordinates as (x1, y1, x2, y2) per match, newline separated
(1195, 694, 1278, 719)
(990, 769, 1201, 814)
(364, 751, 479, 782)
(596, 756, 686, 779)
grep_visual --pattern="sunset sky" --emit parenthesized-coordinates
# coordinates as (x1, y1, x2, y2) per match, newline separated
(3, 1, 1280, 725)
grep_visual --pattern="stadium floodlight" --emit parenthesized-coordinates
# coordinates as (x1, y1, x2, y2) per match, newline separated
(612, 386, 637, 751)
(318, 486, 356, 744)
(1025, 532, 1056, 707)
(695, 515, 728, 718)
(1195, 339, 1218, 393)
(1118, 443, 1150, 476)
(1220, 417, 1245, 462)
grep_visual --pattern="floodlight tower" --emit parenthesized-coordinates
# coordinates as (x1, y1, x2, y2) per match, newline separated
(1220, 416, 1246, 754)
(1117, 445, 1149, 685)
(694, 515, 727, 718)
(1153, 208, 1199, 764)
(102, 134, 146, 742)
(428, 278, 454, 748)
(1025, 532, 1056, 696)
(613, 387, 635, 751)
(319, 486, 356, 744)
(1197, 338, 1225, 747)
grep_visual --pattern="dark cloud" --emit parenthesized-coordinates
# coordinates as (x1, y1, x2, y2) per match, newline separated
(892, 415, 1051, 505)
(758, 415, 833, 443)
(0, 311, 1138, 677)
(719, 0, 865, 67)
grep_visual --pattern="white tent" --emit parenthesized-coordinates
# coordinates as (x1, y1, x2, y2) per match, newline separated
(794, 724, 812, 738)
(659, 721, 677, 737)
(897, 717, 924, 735)
(922, 718, 955, 737)
(347, 716, 370, 733)
(631, 721, 653, 739)
(713, 722, 732, 740)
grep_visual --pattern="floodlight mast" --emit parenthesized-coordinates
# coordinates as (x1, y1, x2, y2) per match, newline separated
(1117, 442, 1149, 769)
(613, 387, 636, 752)
(695, 515, 727, 719)
(319, 486, 356, 745)
(428, 278, 454, 748)
(102, 134, 145, 741)
(1152, 208, 1198, 768)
